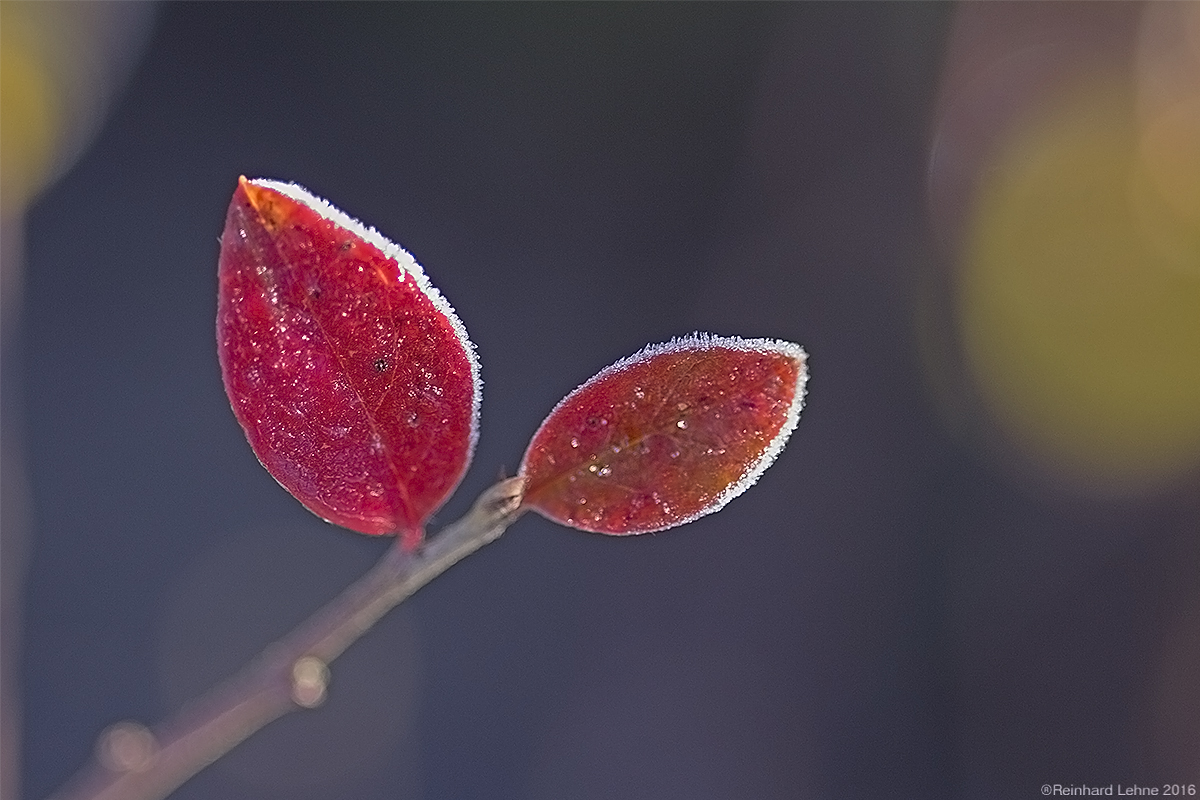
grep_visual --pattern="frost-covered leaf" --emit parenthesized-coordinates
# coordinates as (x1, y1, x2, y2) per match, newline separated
(217, 177, 480, 549)
(520, 334, 807, 534)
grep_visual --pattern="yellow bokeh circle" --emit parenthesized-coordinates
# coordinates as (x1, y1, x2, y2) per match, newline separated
(0, 26, 63, 214)
(959, 80, 1200, 491)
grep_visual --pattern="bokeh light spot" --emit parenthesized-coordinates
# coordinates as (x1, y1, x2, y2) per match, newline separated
(959, 80, 1200, 491)
(0, 16, 63, 214)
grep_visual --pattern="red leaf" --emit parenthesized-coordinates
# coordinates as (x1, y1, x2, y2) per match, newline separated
(217, 177, 480, 549)
(520, 334, 807, 534)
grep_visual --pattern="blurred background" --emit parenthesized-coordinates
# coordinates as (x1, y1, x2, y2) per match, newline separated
(3, 3, 1198, 799)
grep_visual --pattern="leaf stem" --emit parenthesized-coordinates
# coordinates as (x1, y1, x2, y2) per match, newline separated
(46, 476, 527, 800)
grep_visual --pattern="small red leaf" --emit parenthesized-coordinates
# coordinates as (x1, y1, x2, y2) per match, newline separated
(217, 177, 480, 549)
(519, 334, 807, 534)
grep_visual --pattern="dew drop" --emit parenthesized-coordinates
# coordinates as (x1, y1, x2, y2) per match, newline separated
(406, 411, 420, 428)
(588, 464, 599, 473)
(676, 419, 688, 429)
(570, 437, 580, 448)
(597, 466, 612, 478)
(669, 449, 680, 459)
(634, 388, 646, 400)
(676, 402, 689, 412)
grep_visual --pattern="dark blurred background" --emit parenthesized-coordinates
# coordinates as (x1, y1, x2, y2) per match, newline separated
(4, 3, 1198, 799)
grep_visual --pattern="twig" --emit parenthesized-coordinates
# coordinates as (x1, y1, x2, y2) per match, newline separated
(47, 476, 527, 800)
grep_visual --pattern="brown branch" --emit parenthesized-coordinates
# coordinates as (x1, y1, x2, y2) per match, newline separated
(46, 476, 527, 800)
